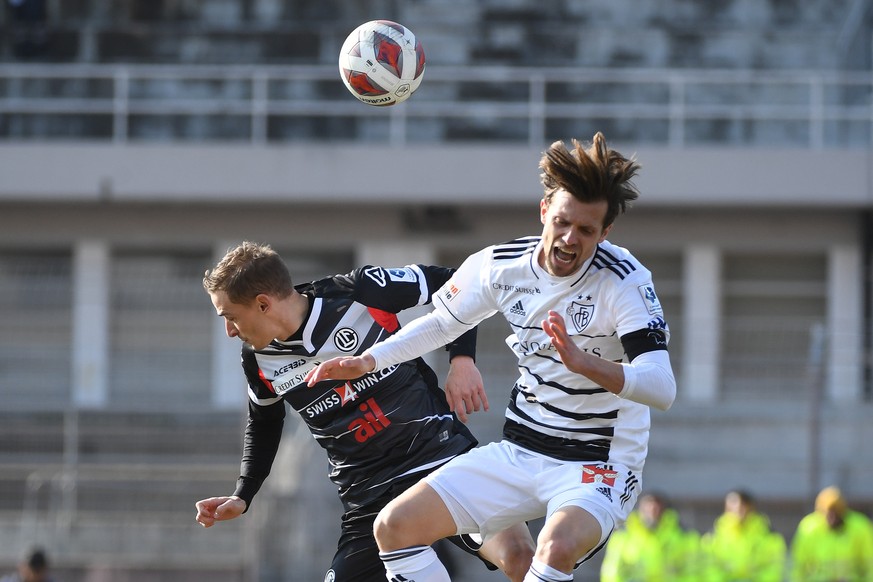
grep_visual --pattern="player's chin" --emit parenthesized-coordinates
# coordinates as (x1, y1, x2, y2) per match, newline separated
(548, 260, 579, 278)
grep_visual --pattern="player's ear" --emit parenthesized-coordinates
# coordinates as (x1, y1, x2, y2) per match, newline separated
(540, 198, 549, 224)
(255, 294, 270, 313)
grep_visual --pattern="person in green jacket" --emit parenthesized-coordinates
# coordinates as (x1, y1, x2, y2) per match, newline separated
(701, 489, 787, 582)
(790, 485, 873, 582)
(601, 491, 701, 582)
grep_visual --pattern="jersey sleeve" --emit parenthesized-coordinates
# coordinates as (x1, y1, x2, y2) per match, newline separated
(614, 268, 670, 360)
(348, 264, 440, 312)
(619, 350, 676, 411)
(346, 264, 479, 362)
(232, 348, 286, 510)
(613, 269, 676, 410)
(366, 250, 497, 370)
(432, 248, 500, 326)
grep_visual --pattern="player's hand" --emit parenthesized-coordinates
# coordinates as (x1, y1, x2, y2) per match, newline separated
(195, 496, 246, 528)
(544, 310, 627, 395)
(445, 355, 488, 423)
(542, 310, 584, 370)
(305, 354, 376, 386)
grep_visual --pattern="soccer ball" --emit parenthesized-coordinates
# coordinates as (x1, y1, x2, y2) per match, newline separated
(338, 20, 425, 106)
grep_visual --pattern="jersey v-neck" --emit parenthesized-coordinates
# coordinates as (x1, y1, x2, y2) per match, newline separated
(529, 239, 598, 288)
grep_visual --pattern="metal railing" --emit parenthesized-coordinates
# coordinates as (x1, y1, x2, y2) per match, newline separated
(1, 63, 872, 147)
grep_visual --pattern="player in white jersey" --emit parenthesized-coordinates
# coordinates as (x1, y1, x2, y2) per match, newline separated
(306, 132, 677, 582)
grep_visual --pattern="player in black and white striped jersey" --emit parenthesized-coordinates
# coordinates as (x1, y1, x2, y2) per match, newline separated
(306, 132, 677, 582)
(194, 242, 534, 582)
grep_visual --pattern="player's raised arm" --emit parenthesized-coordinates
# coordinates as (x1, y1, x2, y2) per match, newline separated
(309, 307, 473, 387)
(543, 310, 626, 394)
(305, 354, 376, 385)
(543, 309, 675, 411)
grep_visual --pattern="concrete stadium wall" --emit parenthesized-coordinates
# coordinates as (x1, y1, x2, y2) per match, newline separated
(0, 144, 871, 207)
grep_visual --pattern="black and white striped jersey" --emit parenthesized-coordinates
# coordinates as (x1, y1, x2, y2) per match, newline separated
(432, 236, 670, 472)
(233, 264, 477, 511)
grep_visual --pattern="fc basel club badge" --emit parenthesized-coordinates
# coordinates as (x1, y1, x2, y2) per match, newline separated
(567, 301, 594, 333)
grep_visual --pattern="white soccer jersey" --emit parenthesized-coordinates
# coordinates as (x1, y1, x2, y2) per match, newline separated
(432, 236, 670, 473)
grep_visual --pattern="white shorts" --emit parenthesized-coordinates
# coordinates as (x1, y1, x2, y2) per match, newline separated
(422, 440, 641, 563)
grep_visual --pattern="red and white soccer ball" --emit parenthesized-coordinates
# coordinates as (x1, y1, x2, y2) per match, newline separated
(338, 20, 425, 106)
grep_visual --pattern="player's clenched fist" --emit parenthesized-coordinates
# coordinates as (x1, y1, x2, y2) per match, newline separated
(195, 496, 246, 528)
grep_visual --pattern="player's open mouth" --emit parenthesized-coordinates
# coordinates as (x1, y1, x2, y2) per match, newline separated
(554, 247, 576, 264)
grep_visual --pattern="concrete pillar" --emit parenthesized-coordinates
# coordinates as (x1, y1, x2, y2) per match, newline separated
(827, 245, 863, 402)
(681, 245, 721, 402)
(209, 240, 248, 409)
(71, 240, 109, 408)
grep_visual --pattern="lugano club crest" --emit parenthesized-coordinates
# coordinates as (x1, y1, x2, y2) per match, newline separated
(333, 328, 359, 352)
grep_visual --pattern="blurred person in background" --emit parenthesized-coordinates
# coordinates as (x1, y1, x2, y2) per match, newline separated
(600, 491, 701, 582)
(0, 547, 54, 582)
(306, 132, 677, 582)
(701, 489, 786, 582)
(194, 242, 534, 582)
(789, 485, 873, 582)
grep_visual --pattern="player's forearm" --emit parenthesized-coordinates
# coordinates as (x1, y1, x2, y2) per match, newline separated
(569, 352, 628, 396)
(619, 350, 676, 411)
(235, 412, 284, 509)
(367, 309, 469, 370)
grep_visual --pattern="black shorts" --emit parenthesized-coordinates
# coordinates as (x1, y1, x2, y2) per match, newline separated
(323, 477, 496, 581)
(325, 528, 496, 581)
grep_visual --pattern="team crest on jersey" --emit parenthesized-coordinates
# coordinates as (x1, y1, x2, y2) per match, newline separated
(333, 328, 359, 352)
(324, 569, 335, 582)
(567, 301, 594, 333)
(581, 465, 618, 486)
(638, 284, 663, 315)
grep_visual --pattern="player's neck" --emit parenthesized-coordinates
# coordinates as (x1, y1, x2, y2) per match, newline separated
(277, 290, 310, 339)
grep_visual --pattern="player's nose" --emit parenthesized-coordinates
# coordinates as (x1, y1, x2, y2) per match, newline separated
(561, 229, 578, 246)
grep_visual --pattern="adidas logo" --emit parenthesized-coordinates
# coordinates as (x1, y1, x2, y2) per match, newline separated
(509, 300, 526, 316)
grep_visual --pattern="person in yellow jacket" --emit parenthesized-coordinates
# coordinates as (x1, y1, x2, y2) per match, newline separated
(601, 491, 701, 582)
(790, 485, 873, 582)
(701, 489, 787, 582)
